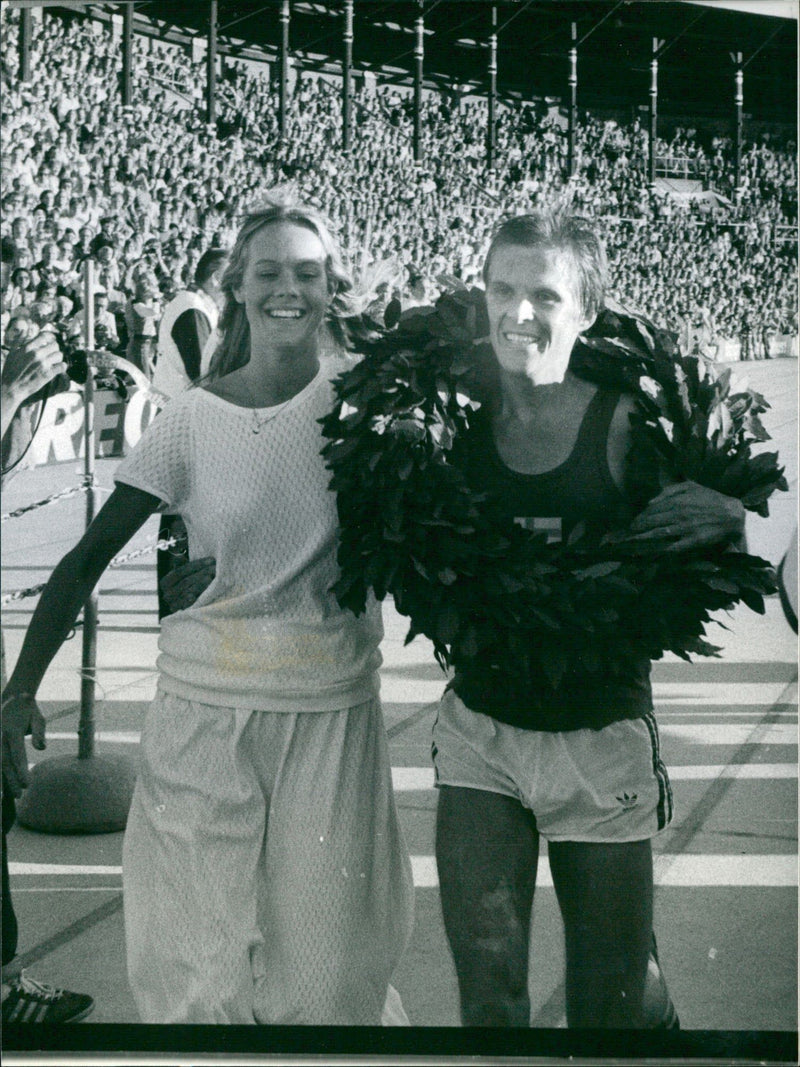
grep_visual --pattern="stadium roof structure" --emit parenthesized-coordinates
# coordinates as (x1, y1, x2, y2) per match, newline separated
(30, 1, 800, 122)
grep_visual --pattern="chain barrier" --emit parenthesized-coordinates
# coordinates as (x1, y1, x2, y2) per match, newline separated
(0, 477, 108, 523)
(1, 536, 181, 605)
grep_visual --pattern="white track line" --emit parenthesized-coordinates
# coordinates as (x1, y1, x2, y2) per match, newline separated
(391, 764, 798, 791)
(43, 723, 798, 747)
(379, 679, 797, 705)
(409, 855, 797, 889)
(11, 855, 797, 887)
(379, 678, 797, 704)
(28, 758, 797, 783)
(659, 724, 797, 744)
(651, 682, 793, 705)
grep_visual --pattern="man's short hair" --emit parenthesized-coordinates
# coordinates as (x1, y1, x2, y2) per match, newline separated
(194, 249, 227, 287)
(483, 209, 608, 320)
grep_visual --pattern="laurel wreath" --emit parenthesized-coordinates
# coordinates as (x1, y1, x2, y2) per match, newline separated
(320, 284, 786, 709)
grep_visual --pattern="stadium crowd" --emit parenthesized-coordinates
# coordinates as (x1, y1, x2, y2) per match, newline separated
(0, 4, 797, 364)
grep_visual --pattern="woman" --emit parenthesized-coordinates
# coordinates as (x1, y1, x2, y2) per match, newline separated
(2, 269, 35, 316)
(2, 199, 413, 1025)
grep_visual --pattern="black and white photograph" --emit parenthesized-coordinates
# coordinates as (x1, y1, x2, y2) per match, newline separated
(0, 1, 797, 1063)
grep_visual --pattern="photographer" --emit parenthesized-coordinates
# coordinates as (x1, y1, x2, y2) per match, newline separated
(1, 317, 95, 1023)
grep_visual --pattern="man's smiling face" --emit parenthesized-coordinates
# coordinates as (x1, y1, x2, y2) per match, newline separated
(485, 243, 595, 385)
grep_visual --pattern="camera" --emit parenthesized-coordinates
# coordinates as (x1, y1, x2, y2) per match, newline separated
(51, 320, 89, 385)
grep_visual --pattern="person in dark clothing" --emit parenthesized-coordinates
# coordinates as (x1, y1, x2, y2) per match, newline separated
(1, 324, 95, 1024)
(431, 211, 744, 1029)
(152, 249, 226, 399)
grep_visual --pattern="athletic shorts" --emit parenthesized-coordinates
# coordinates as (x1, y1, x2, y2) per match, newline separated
(431, 688, 673, 843)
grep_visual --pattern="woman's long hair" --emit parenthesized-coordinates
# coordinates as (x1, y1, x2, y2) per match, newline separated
(205, 196, 356, 381)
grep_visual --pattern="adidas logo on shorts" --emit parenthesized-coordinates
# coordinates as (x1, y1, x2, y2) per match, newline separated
(616, 791, 639, 810)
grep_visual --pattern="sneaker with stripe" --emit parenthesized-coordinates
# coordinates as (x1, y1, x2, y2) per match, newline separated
(1, 971, 94, 1024)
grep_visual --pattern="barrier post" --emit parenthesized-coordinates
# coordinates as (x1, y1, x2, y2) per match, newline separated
(78, 260, 98, 760)
(16, 258, 137, 834)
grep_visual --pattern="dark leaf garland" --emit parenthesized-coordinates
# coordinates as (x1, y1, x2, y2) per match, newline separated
(321, 286, 786, 711)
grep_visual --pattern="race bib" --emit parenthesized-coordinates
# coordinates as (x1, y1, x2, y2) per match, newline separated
(514, 516, 563, 543)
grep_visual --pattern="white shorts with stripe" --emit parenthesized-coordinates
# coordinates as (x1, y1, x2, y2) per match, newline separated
(123, 689, 414, 1024)
(432, 688, 673, 842)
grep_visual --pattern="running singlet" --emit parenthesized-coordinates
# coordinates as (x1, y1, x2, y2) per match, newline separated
(450, 386, 653, 732)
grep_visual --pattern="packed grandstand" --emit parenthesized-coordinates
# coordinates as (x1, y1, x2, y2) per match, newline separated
(0, 1, 797, 363)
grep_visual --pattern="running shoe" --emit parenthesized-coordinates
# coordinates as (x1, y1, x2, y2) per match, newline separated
(1, 971, 94, 1024)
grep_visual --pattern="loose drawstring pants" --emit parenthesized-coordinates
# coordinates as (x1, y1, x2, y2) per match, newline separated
(123, 690, 414, 1024)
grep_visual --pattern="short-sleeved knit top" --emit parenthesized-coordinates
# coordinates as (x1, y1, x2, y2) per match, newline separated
(114, 360, 383, 712)
(451, 386, 653, 732)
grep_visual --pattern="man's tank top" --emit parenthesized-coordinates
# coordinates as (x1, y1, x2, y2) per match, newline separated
(451, 386, 653, 732)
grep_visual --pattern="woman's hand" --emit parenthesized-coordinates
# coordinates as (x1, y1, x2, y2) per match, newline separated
(159, 557, 217, 614)
(627, 482, 746, 552)
(1, 692, 46, 798)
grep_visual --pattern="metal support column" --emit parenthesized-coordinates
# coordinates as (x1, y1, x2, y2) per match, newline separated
(486, 5, 497, 171)
(78, 261, 98, 760)
(207, 0, 218, 125)
(342, 0, 353, 152)
(278, 0, 290, 144)
(18, 7, 32, 83)
(648, 37, 662, 187)
(121, 2, 133, 107)
(413, 0, 424, 164)
(732, 51, 744, 194)
(567, 22, 577, 177)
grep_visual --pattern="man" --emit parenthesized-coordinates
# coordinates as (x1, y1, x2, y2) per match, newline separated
(124, 272, 160, 380)
(430, 211, 743, 1029)
(1, 324, 95, 1024)
(151, 249, 226, 620)
(151, 249, 226, 399)
(92, 290, 120, 353)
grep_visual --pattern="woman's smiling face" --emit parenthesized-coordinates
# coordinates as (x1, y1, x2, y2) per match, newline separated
(234, 222, 331, 353)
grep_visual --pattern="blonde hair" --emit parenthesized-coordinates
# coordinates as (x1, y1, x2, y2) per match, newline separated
(206, 196, 355, 380)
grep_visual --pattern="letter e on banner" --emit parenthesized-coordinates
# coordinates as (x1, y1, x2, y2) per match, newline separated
(96, 392, 126, 457)
(123, 390, 159, 451)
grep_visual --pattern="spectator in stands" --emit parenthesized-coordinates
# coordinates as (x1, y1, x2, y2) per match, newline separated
(29, 277, 73, 329)
(93, 289, 120, 353)
(89, 215, 117, 256)
(74, 225, 95, 264)
(2, 269, 34, 321)
(124, 271, 160, 379)
(31, 242, 64, 287)
(89, 241, 123, 313)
